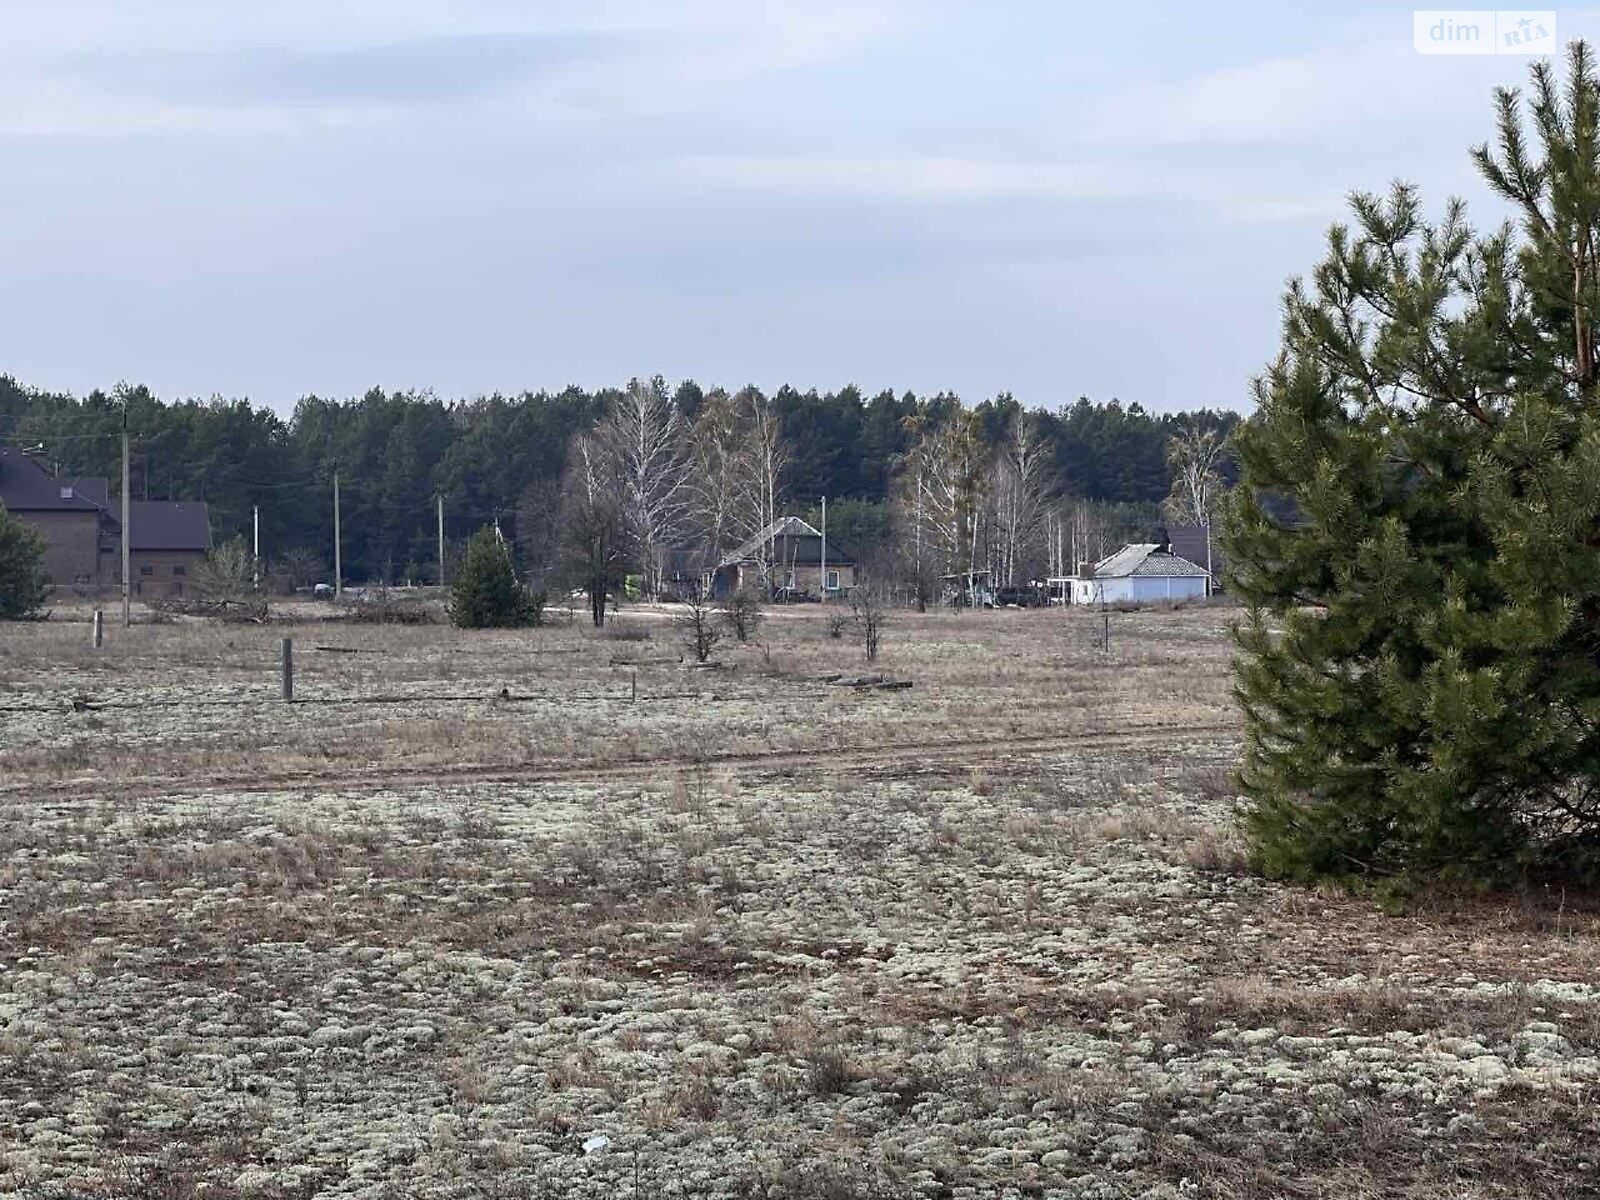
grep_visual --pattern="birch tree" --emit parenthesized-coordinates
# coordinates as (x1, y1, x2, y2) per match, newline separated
(1163, 423, 1227, 528)
(897, 411, 987, 603)
(735, 387, 787, 582)
(1163, 422, 1227, 579)
(892, 433, 935, 610)
(989, 413, 1053, 587)
(686, 388, 744, 573)
(598, 376, 691, 600)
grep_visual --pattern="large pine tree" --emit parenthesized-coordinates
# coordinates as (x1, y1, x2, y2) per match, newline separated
(1227, 43, 1600, 884)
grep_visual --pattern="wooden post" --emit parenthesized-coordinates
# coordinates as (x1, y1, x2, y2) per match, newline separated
(281, 637, 294, 703)
(92, 609, 104, 649)
(1103, 611, 1110, 655)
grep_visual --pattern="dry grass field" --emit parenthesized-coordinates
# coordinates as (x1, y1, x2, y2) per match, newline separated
(1, 602, 1597, 1199)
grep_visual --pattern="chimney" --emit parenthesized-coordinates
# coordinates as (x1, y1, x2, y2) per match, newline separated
(1077, 560, 1094, 579)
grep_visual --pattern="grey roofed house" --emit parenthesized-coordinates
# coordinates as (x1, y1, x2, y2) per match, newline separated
(1093, 543, 1211, 579)
(713, 516, 857, 598)
(129, 501, 212, 552)
(716, 516, 854, 570)
(1065, 542, 1211, 607)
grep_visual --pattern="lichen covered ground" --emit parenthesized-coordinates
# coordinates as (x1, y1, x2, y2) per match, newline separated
(1, 606, 1596, 1197)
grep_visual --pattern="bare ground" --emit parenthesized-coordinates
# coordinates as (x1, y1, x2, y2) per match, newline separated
(0, 604, 1596, 1198)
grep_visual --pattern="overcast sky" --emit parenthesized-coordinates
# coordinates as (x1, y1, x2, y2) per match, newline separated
(1, 1, 1590, 414)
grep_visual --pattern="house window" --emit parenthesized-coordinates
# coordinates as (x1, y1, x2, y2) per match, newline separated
(826, 570, 840, 591)
(139, 565, 154, 577)
(172, 565, 186, 576)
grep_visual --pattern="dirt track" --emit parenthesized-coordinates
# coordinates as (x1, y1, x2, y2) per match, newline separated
(3, 719, 1242, 801)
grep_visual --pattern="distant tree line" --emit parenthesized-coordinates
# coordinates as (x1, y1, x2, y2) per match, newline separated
(0, 374, 1238, 598)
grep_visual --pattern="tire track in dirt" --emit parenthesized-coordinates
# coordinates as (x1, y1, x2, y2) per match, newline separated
(4, 721, 1241, 802)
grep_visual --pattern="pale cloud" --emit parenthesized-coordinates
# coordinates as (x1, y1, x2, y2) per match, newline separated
(1218, 194, 1351, 224)
(668, 155, 1151, 202)
(0, 0, 898, 136)
(1083, 41, 1515, 146)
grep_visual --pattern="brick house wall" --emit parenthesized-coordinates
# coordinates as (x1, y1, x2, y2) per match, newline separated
(726, 560, 856, 596)
(99, 549, 208, 599)
(13, 510, 111, 590)
(776, 562, 856, 594)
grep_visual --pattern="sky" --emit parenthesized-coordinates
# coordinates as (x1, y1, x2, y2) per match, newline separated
(1, 1, 1591, 415)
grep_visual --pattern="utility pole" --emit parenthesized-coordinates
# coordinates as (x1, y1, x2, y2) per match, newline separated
(332, 464, 343, 601)
(437, 493, 446, 587)
(120, 406, 131, 627)
(820, 496, 827, 601)
(252, 504, 261, 592)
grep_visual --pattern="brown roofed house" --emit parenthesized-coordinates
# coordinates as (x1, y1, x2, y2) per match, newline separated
(128, 501, 212, 597)
(0, 445, 120, 590)
(0, 446, 211, 597)
(712, 517, 855, 600)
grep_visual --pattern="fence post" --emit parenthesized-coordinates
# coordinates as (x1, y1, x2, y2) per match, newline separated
(281, 637, 294, 703)
(93, 610, 104, 649)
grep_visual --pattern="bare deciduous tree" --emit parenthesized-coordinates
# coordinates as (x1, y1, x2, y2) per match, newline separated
(896, 412, 987, 605)
(736, 387, 787, 585)
(557, 430, 623, 628)
(514, 476, 560, 593)
(598, 376, 691, 601)
(989, 413, 1053, 588)
(1163, 423, 1227, 528)
(676, 584, 721, 663)
(687, 388, 744, 575)
(1163, 422, 1228, 581)
(852, 586, 885, 664)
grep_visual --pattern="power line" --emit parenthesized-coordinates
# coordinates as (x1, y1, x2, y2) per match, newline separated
(0, 431, 125, 443)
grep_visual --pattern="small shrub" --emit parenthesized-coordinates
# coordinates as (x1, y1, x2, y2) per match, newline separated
(723, 587, 763, 642)
(677, 587, 721, 663)
(851, 590, 885, 663)
(806, 1046, 860, 1095)
(192, 536, 255, 601)
(1182, 828, 1250, 873)
(448, 527, 542, 629)
(826, 611, 850, 639)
